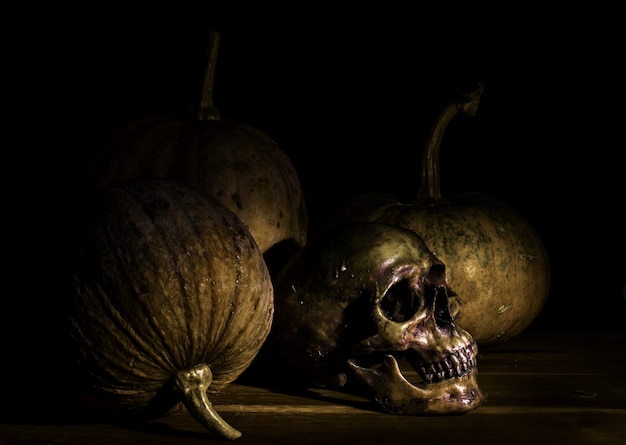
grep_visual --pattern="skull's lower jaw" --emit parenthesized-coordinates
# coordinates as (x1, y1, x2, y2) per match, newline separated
(348, 355, 484, 415)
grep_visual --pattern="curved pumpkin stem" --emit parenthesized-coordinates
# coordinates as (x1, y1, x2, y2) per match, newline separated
(414, 82, 484, 206)
(197, 31, 222, 122)
(174, 364, 242, 440)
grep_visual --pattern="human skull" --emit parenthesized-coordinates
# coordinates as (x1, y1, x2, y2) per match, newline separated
(266, 221, 484, 415)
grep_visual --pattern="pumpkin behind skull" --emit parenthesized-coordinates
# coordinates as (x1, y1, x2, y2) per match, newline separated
(264, 221, 484, 415)
(85, 31, 308, 268)
(325, 83, 550, 345)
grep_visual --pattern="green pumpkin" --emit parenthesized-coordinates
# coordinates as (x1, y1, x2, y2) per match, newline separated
(326, 84, 550, 345)
(65, 179, 274, 440)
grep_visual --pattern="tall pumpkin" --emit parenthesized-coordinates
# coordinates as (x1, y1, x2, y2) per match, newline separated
(86, 31, 307, 266)
(326, 83, 550, 345)
(65, 179, 274, 440)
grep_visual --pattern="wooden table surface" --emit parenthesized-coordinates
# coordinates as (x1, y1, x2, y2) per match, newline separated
(1, 332, 625, 445)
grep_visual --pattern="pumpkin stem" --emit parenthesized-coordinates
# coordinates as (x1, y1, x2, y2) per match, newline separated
(414, 82, 484, 205)
(174, 363, 242, 440)
(196, 31, 222, 122)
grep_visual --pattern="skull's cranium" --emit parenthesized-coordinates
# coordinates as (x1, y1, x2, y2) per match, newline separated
(266, 222, 484, 415)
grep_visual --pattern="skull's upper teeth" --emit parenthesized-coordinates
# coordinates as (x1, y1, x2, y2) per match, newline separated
(414, 342, 477, 383)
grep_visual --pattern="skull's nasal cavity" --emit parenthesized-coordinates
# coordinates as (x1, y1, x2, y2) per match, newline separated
(379, 279, 422, 322)
(434, 286, 453, 324)
(428, 264, 454, 325)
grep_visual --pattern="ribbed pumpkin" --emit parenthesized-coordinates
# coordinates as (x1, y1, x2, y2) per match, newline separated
(326, 83, 550, 346)
(86, 31, 307, 264)
(65, 179, 273, 440)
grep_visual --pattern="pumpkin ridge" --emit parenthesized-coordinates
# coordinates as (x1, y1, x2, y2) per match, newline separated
(97, 243, 178, 377)
(128, 185, 233, 367)
(100, 186, 193, 368)
(170, 121, 202, 183)
(270, 149, 307, 245)
(118, 187, 195, 367)
(164, 190, 250, 367)
(129, 120, 190, 181)
(215, 268, 264, 351)
(205, 247, 263, 373)
(185, 210, 241, 364)
(149, 187, 209, 366)
(202, 231, 273, 388)
(90, 208, 179, 373)
(70, 280, 167, 389)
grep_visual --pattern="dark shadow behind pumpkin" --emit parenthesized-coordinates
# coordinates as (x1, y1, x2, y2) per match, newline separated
(0, 181, 91, 423)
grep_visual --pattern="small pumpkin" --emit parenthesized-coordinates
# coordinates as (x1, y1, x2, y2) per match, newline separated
(86, 31, 307, 267)
(325, 83, 550, 345)
(65, 179, 274, 440)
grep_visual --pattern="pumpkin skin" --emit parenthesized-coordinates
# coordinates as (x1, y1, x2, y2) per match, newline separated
(326, 84, 550, 346)
(329, 192, 550, 346)
(86, 31, 307, 263)
(89, 116, 307, 258)
(65, 179, 274, 439)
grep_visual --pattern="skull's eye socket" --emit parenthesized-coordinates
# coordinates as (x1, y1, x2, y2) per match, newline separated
(379, 279, 423, 322)
(427, 263, 446, 286)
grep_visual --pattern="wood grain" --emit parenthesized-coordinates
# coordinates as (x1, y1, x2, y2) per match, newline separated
(1, 333, 624, 444)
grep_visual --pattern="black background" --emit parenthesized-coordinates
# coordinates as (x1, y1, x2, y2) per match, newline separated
(2, 2, 624, 337)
